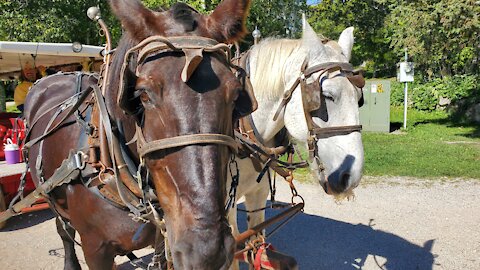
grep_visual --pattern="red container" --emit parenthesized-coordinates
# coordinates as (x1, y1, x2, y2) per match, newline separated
(0, 172, 36, 205)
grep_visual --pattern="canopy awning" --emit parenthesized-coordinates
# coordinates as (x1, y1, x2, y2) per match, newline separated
(0, 41, 105, 80)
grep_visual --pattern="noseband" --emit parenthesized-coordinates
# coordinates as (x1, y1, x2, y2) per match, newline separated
(119, 36, 239, 157)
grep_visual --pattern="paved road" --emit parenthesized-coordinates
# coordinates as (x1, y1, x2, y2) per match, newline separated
(0, 177, 479, 269)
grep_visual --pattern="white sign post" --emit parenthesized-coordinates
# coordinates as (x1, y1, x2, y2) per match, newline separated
(397, 48, 414, 129)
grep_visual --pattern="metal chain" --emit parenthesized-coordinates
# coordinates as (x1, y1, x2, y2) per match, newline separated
(225, 154, 240, 211)
(285, 171, 305, 206)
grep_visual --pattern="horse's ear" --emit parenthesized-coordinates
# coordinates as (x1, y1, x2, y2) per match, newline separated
(109, 0, 156, 40)
(301, 14, 327, 59)
(206, 0, 252, 43)
(338, 27, 354, 61)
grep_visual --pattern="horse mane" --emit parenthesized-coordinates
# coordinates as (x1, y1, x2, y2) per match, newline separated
(324, 40, 343, 55)
(249, 34, 349, 101)
(249, 38, 302, 100)
(105, 33, 137, 112)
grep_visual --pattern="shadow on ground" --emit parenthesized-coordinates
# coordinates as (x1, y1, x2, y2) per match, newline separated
(0, 209, 54, 232)
(252, 208, 436, 270)
(118, 205, 435, 270)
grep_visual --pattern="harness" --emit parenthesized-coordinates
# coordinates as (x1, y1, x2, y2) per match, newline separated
(228, 52, 366, 261)
(1, 35, 255, 270)
(234, 51, 365, 185)
(272, 58, 365, 184)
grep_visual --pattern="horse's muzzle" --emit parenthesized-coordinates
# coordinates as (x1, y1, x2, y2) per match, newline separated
(171, 223, 235, 270)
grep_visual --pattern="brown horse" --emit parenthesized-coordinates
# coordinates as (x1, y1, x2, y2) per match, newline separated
(23, 0, 253, 269)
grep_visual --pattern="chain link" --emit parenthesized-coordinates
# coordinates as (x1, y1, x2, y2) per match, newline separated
(225, 154, 240, 211)
(285, 171, 305, 207)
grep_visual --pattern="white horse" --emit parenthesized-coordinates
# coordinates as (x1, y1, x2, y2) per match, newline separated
(228, 19, 365, 266)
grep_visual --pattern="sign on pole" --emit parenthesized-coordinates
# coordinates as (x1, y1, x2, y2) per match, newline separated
(397, 49, 414, 129)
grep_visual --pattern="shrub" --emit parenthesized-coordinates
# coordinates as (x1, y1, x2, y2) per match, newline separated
(411, 82, 439, 111)
(390, 75, 480, 113)
(390, 80, 405, 106)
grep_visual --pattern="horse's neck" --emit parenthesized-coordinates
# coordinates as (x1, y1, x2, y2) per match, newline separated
(247, 40, 304, 144)
(249, 97, 285, 145)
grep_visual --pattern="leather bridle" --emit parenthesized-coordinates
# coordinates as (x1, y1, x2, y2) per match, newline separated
(118, 36, 241, 157)
(272, 58, 365, 172)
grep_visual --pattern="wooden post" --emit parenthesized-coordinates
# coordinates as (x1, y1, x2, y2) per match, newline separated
(0, 82, 6, 112)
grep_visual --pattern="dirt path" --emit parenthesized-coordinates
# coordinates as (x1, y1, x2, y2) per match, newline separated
(0, 176, 479, 270)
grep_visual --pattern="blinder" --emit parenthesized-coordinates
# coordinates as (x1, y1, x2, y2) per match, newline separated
(303, 78, 322, 112)
(347, 70, 365, 107)
(231, 66, 258, 119)
(118, 35, 257, 118)
(303, 63, 366, 112)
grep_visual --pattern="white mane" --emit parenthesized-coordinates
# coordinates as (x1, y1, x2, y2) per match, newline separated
(247, 24, 351, 102)
(248, 38, 302, 100)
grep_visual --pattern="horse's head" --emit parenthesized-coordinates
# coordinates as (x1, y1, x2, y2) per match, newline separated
(109, 1, 253, 269)
(284, 20, 364, 198)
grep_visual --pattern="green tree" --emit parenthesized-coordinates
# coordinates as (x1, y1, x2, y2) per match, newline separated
(248, 0, 308, 38)
(1, 0, 308, 48)
(308, 0, 395, 77)
(0, 0, 119, 45)
(141, 0, 221, 11)
(382, 0, 480, 78)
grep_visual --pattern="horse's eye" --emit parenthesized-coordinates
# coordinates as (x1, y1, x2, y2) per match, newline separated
(139, 91, 151, 103)
(133, 88, 151, 103)
(323, 93, 335, 102)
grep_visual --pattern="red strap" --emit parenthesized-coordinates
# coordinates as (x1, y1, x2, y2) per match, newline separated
(254, 243, 275, 270)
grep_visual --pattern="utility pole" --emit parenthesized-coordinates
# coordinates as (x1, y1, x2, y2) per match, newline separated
(397, 48, 414, 130)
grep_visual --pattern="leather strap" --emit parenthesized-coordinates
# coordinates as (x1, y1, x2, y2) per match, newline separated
(136, 124, 237, 158)
(92, 84, 145, 215)
(24, 85, 93, 150)
(0, 151, 82, 224)
(234, 131, 308, 178)
(311, 125, 363, 138)
(119, 35, 232, 111)
(272, 61, 363, 123)
(239, 115, 264, 146)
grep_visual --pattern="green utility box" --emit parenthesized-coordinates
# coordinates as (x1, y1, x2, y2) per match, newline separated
(359, 80, 391, 132)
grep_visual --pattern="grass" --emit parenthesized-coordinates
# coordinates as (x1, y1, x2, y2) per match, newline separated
(362, 106, 480, 179)
(6, 100, 478, 180)
(6, 103, 20, 113)
(290, 106, 480, 182)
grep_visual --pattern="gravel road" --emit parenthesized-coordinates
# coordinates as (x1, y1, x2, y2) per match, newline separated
(0, 176, 479, 270)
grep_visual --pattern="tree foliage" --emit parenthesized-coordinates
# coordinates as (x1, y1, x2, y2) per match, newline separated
(1, 0, 478, 78)
(308, 0, 396, 77)
(248, 0, 308, 39)
(142, 0, 309, 43)
(382, 0, 480, 77)
(308, 0, 479, 78)
(0, 0, 307, 47)
(0, 0, 118, 45)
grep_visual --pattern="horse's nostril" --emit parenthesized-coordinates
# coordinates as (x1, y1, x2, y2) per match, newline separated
(340, 172, 351, 190)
